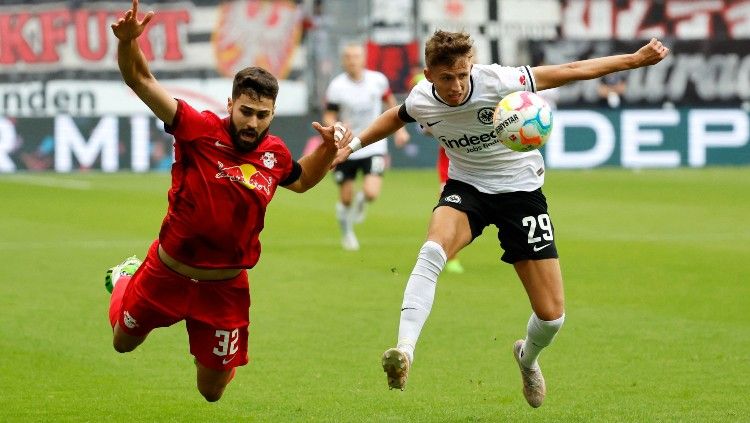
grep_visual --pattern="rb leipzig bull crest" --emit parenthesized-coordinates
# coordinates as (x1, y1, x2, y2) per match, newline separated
(216, 161, 272, 195)
(213, 0, 303, 79)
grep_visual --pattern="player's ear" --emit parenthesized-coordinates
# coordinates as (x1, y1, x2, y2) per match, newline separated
(424, 67, 433, 83)
(226, 97, 232, 114)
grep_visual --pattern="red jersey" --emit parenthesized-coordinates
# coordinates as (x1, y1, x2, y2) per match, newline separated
(160, 99, 299, 269)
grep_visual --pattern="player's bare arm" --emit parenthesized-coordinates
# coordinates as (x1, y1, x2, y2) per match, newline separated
(384, 94, 410, 147)
(532, 38, 669, 91)
(285, 122, 351, 193)
(112, 0, 177, 125)
(332, 105, 405, 167)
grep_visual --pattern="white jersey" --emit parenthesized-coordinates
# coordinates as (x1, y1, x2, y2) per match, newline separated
(326, 70, 391, 160)
(404, 64, 544, 194)
(537, 87, 560, 110)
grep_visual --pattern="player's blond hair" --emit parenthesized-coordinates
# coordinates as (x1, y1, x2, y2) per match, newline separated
(424, 30, 474, 68)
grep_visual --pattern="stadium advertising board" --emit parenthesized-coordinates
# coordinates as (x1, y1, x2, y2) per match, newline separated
(0, 79, 308, 117)
(0, 0, 305, 81)
(532, 39, 750, 106)
(0, 108, 747, 173)
(561, 0, 750, 39)
(545, 109, 749, 168)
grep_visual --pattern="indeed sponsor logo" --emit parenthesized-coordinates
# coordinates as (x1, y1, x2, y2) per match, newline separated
(439, 129, 497, 149)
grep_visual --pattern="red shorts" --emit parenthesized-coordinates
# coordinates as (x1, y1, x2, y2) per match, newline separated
(437, 147, 449, 184)
(118, 241, 251, 370)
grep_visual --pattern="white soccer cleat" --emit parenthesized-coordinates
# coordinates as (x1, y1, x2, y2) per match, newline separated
(513, 339, 546, 408)
(382, 348, 410, 390)
(341, 231, 360, 251)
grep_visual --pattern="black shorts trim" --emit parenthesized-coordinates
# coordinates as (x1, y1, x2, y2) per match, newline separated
(333, 155, 386, 184)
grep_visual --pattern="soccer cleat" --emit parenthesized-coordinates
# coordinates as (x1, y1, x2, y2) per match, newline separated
(104, 255, 142, 293)
(513, 339, 546, 408)
(341, 231, 360, 251)
(444, 258, 465, 274)
(382, 348, 410, 390)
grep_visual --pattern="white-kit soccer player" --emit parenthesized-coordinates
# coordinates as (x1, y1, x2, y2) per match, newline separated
(333, 30, 669, 407)
(323, 44, 410, 250)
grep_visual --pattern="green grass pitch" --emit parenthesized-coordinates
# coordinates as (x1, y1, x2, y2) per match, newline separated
(0, 168, 748, 422)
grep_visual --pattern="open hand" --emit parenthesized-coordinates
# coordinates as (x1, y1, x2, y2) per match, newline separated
(312, 121, 352, 149)
(111, 0, 154, 41)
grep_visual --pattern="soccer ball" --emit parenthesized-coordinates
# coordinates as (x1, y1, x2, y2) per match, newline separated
(493, 91, 553, 152)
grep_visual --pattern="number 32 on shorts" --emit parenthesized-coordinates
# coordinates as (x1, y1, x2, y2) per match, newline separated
(213, 329, 239, 357)
(522, 214, 553, 244)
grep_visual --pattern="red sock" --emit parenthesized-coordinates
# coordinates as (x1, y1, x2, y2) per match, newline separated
(108, 276, 131, 329)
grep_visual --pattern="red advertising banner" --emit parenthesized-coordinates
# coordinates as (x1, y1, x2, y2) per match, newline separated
(561, 0, 750, 39)
(0, 0, 305, 82)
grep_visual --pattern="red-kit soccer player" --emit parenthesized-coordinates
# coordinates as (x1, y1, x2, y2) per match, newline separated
(105, 0, 352, 402)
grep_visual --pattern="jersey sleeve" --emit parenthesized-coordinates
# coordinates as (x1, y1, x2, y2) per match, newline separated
(376, 72, 392, 101)
(324, 79, 341, 109)
(279, 160, 302, 186)
(403, 86, 423, 122)
(164, 99, 216, 142)
(487, 64, 537, 95)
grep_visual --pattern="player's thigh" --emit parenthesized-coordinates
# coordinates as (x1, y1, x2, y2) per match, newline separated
(115, 249, 186, 348)
(513, 258, 564, 320)
(431, 179, 491, 257)
(186, 276, 250, 371)
(426, 206, 473, 259)
(112, 322, 148, 352)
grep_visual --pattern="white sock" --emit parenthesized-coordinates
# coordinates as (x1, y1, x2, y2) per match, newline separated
(354, 191, 366, 211)
(396, 241, 447, 363)
(336, 202, 353, 234)
(520, 312, 565, 369)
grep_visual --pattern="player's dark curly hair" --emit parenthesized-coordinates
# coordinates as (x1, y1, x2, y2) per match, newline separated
(232, 67, 279, 102)
(424, 30, 474, 68)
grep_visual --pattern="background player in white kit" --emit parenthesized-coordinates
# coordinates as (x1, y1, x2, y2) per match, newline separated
(323, 44, 410, 251)
(333, 31, 669, 407)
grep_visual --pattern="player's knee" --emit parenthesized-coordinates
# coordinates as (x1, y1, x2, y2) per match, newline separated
(198, 385, 225, 402)
(536, 306, 564, 322)
(363, 191, 378, 202)
(112, 339, 137, 353)
(200, 390, 223, 403)
(535, 293, 565, 321)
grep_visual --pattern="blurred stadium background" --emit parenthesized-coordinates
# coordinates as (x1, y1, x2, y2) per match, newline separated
(1, 1, 749, 421)
(1, 0, 749, 171)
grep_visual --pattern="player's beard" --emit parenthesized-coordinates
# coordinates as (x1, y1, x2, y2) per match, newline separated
(229, 120, 268, 153)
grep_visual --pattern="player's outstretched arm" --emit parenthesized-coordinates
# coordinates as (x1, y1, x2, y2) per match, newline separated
(285, 122, 350, 193)
(331, 105, 406, 167)
(532, 38, 669, 91)
(111, 0, 177, 125)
